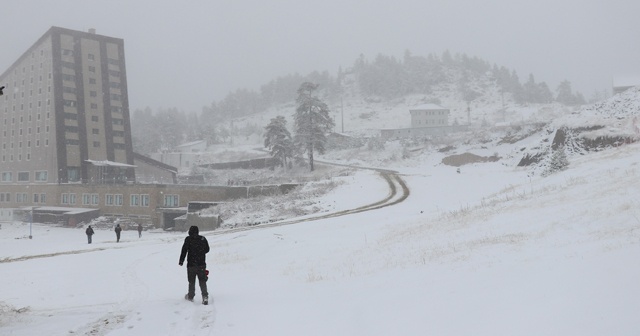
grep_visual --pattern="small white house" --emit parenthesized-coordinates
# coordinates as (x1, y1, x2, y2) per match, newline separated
(380, 104, 467, 139)
(409, 104, 450, 128)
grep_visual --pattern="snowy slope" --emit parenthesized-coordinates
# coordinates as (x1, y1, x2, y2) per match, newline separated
(2, 136, 640, 335)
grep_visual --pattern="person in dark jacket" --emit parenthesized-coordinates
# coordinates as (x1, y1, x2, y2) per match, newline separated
(86, 225, 94, 244)
(179, 225, 210, 305)
(137, 223, 143, 238)
(114, 224, 122, 242)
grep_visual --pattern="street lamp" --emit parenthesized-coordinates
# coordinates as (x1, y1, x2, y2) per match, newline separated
(29, 206, 34, 239)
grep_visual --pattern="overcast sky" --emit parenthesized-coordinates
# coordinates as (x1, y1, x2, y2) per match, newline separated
(2, 0, 639, 112)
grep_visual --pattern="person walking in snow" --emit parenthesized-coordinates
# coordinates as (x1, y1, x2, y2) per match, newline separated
(86, 225, 94, 244)
(114, 224, 122, 242)
(179, 225, 210, 305)
(137, 223, 143, 238)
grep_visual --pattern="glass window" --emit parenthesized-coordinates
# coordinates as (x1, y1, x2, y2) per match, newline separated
(18, 172, 29, 182)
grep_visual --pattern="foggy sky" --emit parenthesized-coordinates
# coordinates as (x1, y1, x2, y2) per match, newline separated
(2, 0, 639, 112)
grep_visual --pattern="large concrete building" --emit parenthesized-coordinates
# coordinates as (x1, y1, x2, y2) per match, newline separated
(0, 27, 295, 229)
(0, 26, 134, 185)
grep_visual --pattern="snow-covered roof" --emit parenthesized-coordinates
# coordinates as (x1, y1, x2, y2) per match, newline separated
(177, 140, 206, 148)
(410, 103, 448, 111)
(85, 159, 136, 168)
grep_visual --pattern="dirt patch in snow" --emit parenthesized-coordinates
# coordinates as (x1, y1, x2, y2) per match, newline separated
(442, 152, 500, 167)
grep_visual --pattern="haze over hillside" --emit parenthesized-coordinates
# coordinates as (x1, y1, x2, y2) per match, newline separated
(132, 51, 593, 156)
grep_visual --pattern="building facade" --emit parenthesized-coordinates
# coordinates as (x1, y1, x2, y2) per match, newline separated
(409, 103, 449, 128)
(0, 27, 298, 229)
(380, 103, 468, 139)
(0, 26, 134, 185)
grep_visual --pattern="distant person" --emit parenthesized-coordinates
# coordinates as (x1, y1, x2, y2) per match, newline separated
(115, 224, 122, 242)
(86, 225, 94, 244)
(137, 223, 143, 238)
(179, 225, 210, 305)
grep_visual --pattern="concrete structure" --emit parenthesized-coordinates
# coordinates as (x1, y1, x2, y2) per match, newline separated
(0, 27, 298, 229)
(0, 26, 134, 184)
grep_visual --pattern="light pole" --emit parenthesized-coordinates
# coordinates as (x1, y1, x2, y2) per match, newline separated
(29, 206, 34, 239)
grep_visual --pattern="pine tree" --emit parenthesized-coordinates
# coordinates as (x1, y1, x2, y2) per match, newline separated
(264, 116, 294, 169)
(542, 145, 569, 177)
(293, 82, 335, 172)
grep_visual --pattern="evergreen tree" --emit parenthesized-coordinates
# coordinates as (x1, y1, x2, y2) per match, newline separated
(542, 145, 569, 176)
(293, 82, 334, 172)
(555, 80, 577, 105)
(264, 116, 294, 169)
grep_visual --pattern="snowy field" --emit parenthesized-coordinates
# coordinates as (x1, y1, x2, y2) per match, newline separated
(1, 139, 640, 335)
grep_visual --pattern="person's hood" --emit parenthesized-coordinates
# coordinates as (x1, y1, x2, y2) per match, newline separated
(188, 226, 199, 236)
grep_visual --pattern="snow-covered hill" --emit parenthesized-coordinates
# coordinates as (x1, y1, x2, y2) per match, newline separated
(2, 120, 640, 335)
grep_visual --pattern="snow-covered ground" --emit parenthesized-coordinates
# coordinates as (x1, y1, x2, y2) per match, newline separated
(2, 135, 640, 335)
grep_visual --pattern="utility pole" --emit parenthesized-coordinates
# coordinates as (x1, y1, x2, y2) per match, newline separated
(341, 96, 344, 133)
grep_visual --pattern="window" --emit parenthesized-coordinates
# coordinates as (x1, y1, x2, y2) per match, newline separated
(35, 171, 48, 182)
(18, 172, 29, 182)
(91, 194, 99, 205)
(164, 194, 179, 207)
(69, 194, 76, 205)
(61, 193, 69, 204)
(1, 172, 12, 182)
(93, 141, 100, 147)
(106, 194, 114, 205)
(88, 66, 96, 72)
(92, 128, 99, 134)
(88, 54, 95, 61)
(67, 167, 80, 181)
(141, 194, 150, 207)
(40, 194, 46, 203)
(63, 100, 77, 107)
(91, 116, 99, 122)
(33, 193, 39, 203)
(115, 194, 123, 206)
(82, 193, 91, 205)
(130, 194, 139, 206)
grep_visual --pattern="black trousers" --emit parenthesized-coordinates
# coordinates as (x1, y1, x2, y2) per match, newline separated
(187, 265, 208, 298)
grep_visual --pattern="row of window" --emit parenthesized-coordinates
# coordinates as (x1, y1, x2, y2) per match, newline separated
(1, 171, 47, 182)
(416, 119, 447, 125)
(415, 111, 448, 115)
(0, 192, 181, 207)
(0, 192, 47, 203)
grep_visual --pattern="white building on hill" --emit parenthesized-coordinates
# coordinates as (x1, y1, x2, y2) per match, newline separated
(381, 104, 468, 139)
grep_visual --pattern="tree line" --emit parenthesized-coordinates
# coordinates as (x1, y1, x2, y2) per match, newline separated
(131, 50, 588, 155)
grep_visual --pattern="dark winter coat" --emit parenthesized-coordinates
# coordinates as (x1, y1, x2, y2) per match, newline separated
(179, 226, 210, 267)
(86, 226, 94, 236)
(115, 225, 122, 234)
(137, 224, 143, 233)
